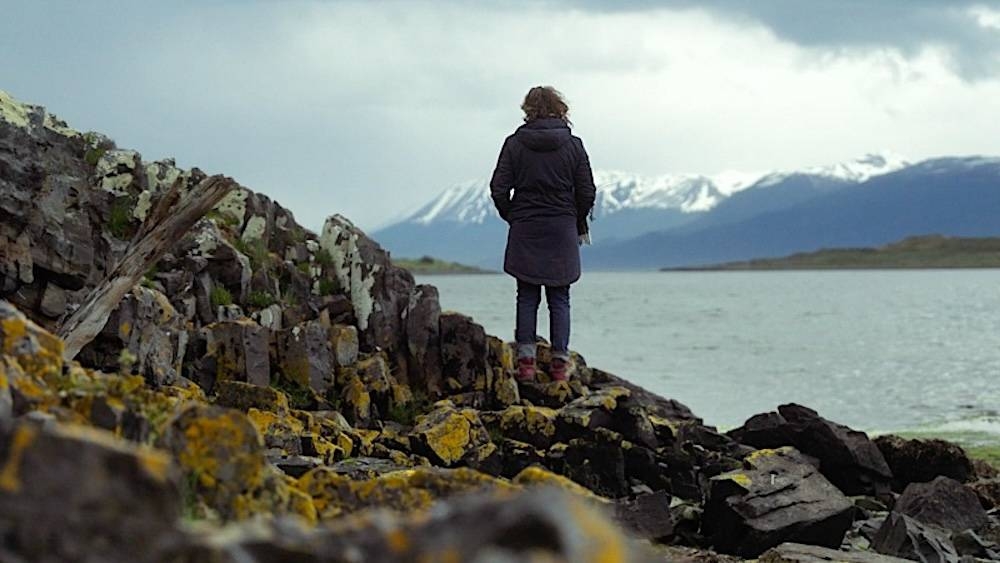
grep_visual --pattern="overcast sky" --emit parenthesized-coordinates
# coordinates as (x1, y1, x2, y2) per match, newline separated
(2, 0, 999, 230)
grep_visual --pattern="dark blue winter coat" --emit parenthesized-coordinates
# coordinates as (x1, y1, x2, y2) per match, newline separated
(489, 118, 596, 286)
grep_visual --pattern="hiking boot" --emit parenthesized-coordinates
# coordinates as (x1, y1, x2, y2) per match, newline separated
(517, 357, 536, 382)
(549, 358, 569, 382)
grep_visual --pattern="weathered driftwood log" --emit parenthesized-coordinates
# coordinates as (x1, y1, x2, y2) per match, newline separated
(58, 175, 236, 360)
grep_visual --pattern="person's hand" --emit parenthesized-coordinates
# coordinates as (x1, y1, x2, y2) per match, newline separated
(578, 233, 591, 246)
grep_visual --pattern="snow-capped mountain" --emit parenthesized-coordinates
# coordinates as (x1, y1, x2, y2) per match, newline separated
(372, 152, 916, 268)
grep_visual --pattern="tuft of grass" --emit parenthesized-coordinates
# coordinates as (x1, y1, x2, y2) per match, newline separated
(180, 470, 204, 521)
(85, 146, 107, 167)
(210, 286, 233, 308)
(315, 248, 334, 268)
(967, 445, 1000, 469)
(318, 278, 336, 296)
(233, 238, 271, 271)
(117, 348, 138, 374)
(384, 390, 429, 426)
(296, 261, 311, 276)
(488, 425, 504, 445)
(272, 376, 315, 410)
(246, 290, 276, 309)
(205, 209, 241, 228)
(107, 197, 135, 240)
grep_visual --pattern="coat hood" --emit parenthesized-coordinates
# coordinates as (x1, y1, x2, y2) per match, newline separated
(514, 118, 572, 152)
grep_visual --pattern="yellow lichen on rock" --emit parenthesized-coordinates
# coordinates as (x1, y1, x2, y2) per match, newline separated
(1, 312, 64, 381)
(342, 376, 371, 423)
(724, 472, 753, 489)
(0, 423, 37, 492)
(412, 408, 473, 465)
(566, 493, 629, 563)
(297, 466, 510, 521)
(745, 446, 794, 466)
(501, 405, 557, 442)
(159, 404, 268, 518)
(513, 465, 610, 504)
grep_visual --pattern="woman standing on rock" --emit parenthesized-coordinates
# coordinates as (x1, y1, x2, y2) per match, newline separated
(489, 86, 596, 382)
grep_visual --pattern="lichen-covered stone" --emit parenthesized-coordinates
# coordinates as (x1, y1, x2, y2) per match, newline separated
(0, 420, 181, 562)
(513, 464, 610, 503)
(341, 375, 372, 426)
(0, 300, 64, 382)
(157, 403, 268, 519)
(328, 323, 359, 367)
(319, 214, 414, 358)
(408, 402, 490, 466)
(215, 380, 290, 414)
(278, 319, 334, 392)
(500, 405, 558, 449)
(297, 465, 510, 520)
(194, 318, 271, 392)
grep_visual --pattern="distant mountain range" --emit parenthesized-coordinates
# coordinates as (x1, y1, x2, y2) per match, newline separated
(372, 153, 1000, 270)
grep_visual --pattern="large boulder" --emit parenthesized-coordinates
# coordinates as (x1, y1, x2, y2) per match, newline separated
(874, 435, 973, 492)
(871, 513, 961, 563)
(319, 214, 415, 359)
(438, 312, 488, 391)
(157, 403, 281, 520)
(894, 476, 988, 532)
(0, 92, 105, 330)
(0, 420, 181, 563)
(703, 447, 855, 558)
(729, 404, 892, 497)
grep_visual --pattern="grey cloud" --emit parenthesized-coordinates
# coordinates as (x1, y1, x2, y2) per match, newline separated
(559, 0, 1000, 79)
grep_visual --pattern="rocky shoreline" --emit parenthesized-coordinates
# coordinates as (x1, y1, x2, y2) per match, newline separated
(2, 90, 999, 563)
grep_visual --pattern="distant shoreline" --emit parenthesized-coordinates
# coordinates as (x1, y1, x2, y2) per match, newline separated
(393, 256, 497, 275)
(660, 235, 1000, 271)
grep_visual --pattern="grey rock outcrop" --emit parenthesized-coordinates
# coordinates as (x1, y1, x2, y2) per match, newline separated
(729, 404, 892, 497)
(439, 312, 488, 391)
(894, 476, 988, 532)
(703, 446, 855, 557)
(874, 434, 974, 492)
(77, 286, 188, 385)
(871, 513, 960, 563)
(404, 283, 442, 393)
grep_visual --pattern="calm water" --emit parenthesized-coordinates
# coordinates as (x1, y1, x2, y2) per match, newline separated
(418, 271, 1000, 445)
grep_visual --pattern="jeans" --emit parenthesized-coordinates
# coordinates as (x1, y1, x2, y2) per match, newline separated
(515, 280, 570, 361)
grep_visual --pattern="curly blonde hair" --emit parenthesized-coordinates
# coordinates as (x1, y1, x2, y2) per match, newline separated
(521, 86, 570, 124)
